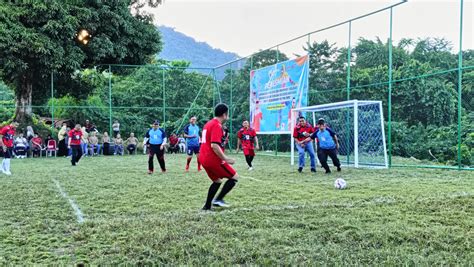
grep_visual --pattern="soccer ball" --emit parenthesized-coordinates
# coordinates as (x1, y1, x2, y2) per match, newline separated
(334, 178, 347, 189)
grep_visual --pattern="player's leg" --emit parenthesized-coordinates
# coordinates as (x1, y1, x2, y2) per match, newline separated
(2, 148, 12, 175)
(328, 148, 341, 171)
(148, 145, 156, 174)
(76, 145, 83, 163)
(185, 146, 193, 171)
(306, 142, 316, 172)
(213, 163, 239, 206)
(296, 143, 305, 172)
(318, 149, 330, 173)
(203, 178, 222, 210)
(71, 145, 78, 165)
(157, 146, 166, 172)
(195, 146, 201, 171)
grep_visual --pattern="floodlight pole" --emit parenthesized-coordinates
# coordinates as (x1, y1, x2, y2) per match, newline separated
(457, 0, 464, 169)
(51, 72, 54, 134)
(108, 65, 112, 135)
(388, 7, 393, 168)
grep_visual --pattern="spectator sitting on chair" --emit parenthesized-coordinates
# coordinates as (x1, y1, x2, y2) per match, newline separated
(114, 133, 124, 156)
(125, 132, 138, 155)
(112, 120, 120, 137)
(84, 120, 96, 133)
(88, 132, 101, 156)
(31, 133, 43, 158)
(102, 132, 110, 156)
(178, 134, 186, 153)
(81, 127, 89, 156)
(169, 133, 179, 154)
(14, 133, 28, 158)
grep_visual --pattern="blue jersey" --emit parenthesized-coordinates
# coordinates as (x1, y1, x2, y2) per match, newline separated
(184, 124, 200, 147)
(145, 128, 166, 145)
(311, 128, 337, 149)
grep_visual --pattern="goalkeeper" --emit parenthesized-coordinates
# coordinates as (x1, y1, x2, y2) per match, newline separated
(307, 118, 341, 174)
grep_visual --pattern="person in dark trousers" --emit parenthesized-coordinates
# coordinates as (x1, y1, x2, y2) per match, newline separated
(308, 118, 341, 174)
(145, 120, 167, 174)
(293, 116, 316, 173)
(200, 104, 240, 211)
(68, 124, 83, 166)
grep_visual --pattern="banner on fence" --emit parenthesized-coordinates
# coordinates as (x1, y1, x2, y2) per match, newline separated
(249, 55, 309, 134)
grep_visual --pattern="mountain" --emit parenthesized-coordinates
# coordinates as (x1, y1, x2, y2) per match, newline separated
(157, 26, 240, 69)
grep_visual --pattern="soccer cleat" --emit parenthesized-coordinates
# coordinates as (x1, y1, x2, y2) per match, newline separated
(325, 170, 331, 174)
(337, 167, 342, 172)
(148, 170, 153, 175)
(161, 170, 166, 173)
(248, 167, 254, 171)
(185, 165, 189, 172)
(212, 200, 230, 208)
(311, 168, 316, 173)
(298, 167, 303, 173)
(3, 170, 11, 176)
(201, 206, 213, 211)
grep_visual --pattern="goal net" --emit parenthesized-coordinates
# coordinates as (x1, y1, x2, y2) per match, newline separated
(291, 100, 388, 168)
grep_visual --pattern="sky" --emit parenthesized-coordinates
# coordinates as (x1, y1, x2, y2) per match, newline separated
(148, 0, 473, 58)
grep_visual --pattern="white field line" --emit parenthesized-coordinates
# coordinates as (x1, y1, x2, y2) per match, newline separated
(52, 178, 85, 224)
(240, 175, 262, 182)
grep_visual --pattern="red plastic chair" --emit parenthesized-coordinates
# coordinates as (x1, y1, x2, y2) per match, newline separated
(46, 140, 58, 157)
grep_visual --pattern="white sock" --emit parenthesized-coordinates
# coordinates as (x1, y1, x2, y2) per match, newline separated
(5, 159, 10, 172)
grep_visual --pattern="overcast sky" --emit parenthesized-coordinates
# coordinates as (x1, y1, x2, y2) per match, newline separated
(148, 0, 473, 57)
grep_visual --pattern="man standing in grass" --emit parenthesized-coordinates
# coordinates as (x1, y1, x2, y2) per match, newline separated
(200, 104, 240, 210)
(68, 124, 83, 166)
(145, 120, 167, 174)
(236, 120, 259, 171)
(184, 116, 201, 172)
(0, 121, 19, 175)
(293, 116, 316, 173)
(309, 118, 341, 174)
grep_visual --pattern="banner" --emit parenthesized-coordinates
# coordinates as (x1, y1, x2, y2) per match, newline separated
(250, 55, 309, 133)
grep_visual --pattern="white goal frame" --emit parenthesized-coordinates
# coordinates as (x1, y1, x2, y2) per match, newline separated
(290, 100, 388, 168)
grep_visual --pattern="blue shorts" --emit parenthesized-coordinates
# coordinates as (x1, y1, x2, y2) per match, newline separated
(187, 145, 200, 156)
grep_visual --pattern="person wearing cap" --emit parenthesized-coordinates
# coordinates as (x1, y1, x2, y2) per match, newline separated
(293, 116, 316, 173)
(308, 118, 341, 174)
(144, 120, 167, 174)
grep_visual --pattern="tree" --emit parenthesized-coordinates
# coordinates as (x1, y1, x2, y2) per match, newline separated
(0, 0, 162, 122)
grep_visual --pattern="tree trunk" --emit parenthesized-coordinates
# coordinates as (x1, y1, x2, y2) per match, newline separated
(14, 73, 33, 123)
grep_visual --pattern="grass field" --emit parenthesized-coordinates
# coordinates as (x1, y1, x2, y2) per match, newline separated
(0, 153, 472, 265)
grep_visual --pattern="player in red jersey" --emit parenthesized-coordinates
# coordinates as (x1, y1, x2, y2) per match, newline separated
(200, 104, 240, 210)
(0, 122, 19, 176)
(236, 120, 259, 171)
(68, 124, 84, 166)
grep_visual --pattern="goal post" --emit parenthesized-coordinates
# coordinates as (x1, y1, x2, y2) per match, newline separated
(291, 100, 388, 168)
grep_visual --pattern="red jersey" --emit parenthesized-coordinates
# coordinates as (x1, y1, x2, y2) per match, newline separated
(200, 118, 226, 162)
(68, 129, 83, 145)
(0, 125, 16, 148)
(237, 127, 257, 150)
(32, 137, 42, 147)
(293, 123, 314, 142)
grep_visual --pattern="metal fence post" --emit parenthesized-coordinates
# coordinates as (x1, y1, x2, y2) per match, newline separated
(51, 71, 54, 133)
(388, 8, 393, 168)
(108, 65, 112, 135)
(162, 68, 166, 124)
(457, 0, 464, 169)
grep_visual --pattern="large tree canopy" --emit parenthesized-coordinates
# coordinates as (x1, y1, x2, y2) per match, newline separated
(0, 0, 162, 122)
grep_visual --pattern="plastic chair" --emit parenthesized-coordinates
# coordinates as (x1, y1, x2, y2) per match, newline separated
(46, 140, 58, 157)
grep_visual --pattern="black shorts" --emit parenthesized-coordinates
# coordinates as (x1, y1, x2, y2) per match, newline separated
(1, 147, 13, 158)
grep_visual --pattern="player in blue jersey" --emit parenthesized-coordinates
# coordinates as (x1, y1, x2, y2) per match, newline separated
(184, 116, 202, 172)
(307, 118, 341, 174)
(144, 120, 167, 174)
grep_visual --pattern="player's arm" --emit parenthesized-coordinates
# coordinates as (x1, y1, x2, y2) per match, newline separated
(183, 125, 193, 138)
(211, 143, 235, 164)
(0, 133, 5, 151)
(160, 129, 167, 150)
(236, 138, 241, 152)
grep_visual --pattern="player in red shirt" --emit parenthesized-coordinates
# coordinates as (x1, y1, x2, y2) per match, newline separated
(236, 120, 259, 171)
(0, 122, 19, 176)
(68, 124, 84, 166)
(200, 104, 240, 210)
(293, 116, 316, 173)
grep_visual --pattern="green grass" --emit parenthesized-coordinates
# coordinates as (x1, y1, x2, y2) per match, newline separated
(0, 154, 472, 265)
